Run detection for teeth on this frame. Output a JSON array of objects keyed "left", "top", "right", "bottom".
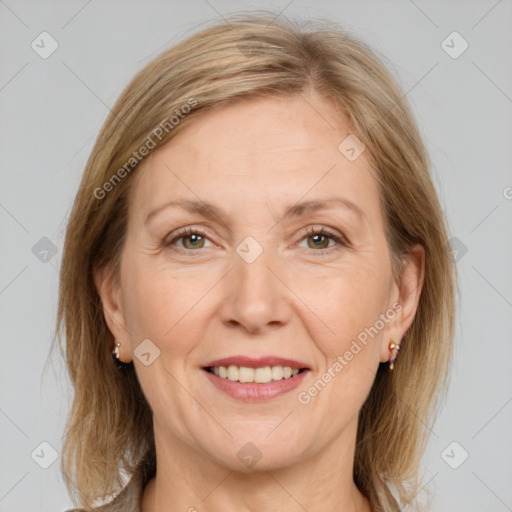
[
  {"left": 210, "top": 365, "right": 301, "bottom": 383},
  {"left": 255, "top": 367, "right": 272, "bottom": 383},
  {"left": 271, "top": 366, "right": 283, "bottom": 380},
  {"left": 227, "top": 365, "right": 238, "bottom": 381},
  {"left": 239, "top": 367, "right": 254, "bottom": 383}
]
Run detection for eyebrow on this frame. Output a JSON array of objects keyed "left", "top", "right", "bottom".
[{"left": 144, "top": 197, "right": 366, "bottom": 227}]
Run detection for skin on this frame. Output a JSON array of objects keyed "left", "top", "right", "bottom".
[{"left": 95, "top": 89, "right": 424, "bottom": 512}]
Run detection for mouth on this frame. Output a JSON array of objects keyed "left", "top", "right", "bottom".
[{"left": 201, "top": 356, "right": 310, "bottom": 402}]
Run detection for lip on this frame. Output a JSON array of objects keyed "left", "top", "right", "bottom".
[
  {"left": 202, "top": 367, "right": 310, "bottom": 402},
  {"left": 203, "top": 355, "right": 310, "bottom": 370}
]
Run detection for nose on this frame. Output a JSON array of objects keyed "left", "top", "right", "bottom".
[{"left": 218, "top": 241, "right": 292, "bottom": 334}]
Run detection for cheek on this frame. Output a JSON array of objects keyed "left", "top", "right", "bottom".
[
  {"left": 122, "top": 262, "right": 216, "bottom": 351},
  {"left": 297, "top": 265, "right": 386, "bottom": 412},
  {"left": 292, "top": 257, "right": 390, "bottom": 349}
]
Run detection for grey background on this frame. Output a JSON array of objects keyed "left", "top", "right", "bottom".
[{"left": 0, "top": 1, "right": 511, "bottom": 511}]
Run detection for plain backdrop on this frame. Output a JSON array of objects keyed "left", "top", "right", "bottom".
[{"left": 0, "top": 1, "right": 511, "bottom": 511}]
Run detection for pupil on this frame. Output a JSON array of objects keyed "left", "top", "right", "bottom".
[
  {"left": 184, "top": 234, "right": 203, "bottom": 249},
  {"left": 310, "top": 234, "right": 327, "bottom": 249}
]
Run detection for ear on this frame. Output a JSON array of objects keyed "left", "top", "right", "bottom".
[
  {"left": 380, "top": 243, "right": 425, "bottom": 362},
  {"left": 93, "top": 263, "right": 132, "bottom": 362}
]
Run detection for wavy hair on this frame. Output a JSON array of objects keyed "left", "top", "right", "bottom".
[{"left": 52, "top": 12, "right": 458, "bottom": 511}]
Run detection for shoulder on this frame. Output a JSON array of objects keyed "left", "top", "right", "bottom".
[
  {"left": 63, "top": 451, "right": 155, "bottom": 512},
  {"left": 63, "top": 469, "right": 145, "bottom": 512}
]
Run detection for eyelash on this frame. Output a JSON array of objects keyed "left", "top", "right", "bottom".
[{"left": 164, "top": 226, "right": 348, "bottom": 256}]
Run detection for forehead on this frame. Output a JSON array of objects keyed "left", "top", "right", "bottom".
[{"left": 128, "top": 93, "right": 382, "bottom": 224}]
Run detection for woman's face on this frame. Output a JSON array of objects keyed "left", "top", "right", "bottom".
[{"left": 96, "top": 91, "right": 423, "bottom": 472}]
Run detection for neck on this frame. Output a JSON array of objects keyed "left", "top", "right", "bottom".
[{"left": 142, "top": 418, "right": 371, "bottom": 512}]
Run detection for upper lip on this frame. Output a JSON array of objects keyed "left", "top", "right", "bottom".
[{"left": 203, "top": 356, "right": 310, "bottom": 370}]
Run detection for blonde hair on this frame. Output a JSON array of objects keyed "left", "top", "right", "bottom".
[{"left": 53, "top": 12, "right": 457, "bottom": 511}]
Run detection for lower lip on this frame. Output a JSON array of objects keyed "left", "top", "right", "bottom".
[{"left": 202, "top": 368, "right": 309, "bottom": 402}]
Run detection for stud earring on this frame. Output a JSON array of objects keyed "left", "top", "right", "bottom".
[
  {"left": 112, "top": 341, "right": 131, "bottom": 371},
  {"left": 388, "top": 339, "right": 400, "bottom": 370}
]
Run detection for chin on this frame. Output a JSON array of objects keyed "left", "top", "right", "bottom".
[{"left": 202, "top": 435, "right": 307, "bottom": 473}]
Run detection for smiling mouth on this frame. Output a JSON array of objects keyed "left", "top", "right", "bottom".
[{"left": 204, "top": 365, "right": 308, "bottom": 384}]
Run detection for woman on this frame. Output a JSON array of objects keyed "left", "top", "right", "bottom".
[{"left": 56, "top": 13, "right": 457, "bottom": 512}]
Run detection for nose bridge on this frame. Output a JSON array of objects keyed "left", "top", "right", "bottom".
[
  {"left": 234, "top": 234, "right": 279, "bottom": 303},
  {"left": 220, "top": 234, "right": 290, "bottom": 331}
]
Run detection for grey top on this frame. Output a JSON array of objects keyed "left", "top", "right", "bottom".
[{"left": 67, "top": 453, "right": 156, "bottom": 512}]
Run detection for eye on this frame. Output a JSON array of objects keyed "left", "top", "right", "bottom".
[
  {"left": 298, "top": 226, "right": 348, "bottom": 254},
  {"left": 164, "top": 227, "right": 213, "bottom": 253},
  {"left": 164, "top": 225, "right": 349, "bottom": 256}
]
